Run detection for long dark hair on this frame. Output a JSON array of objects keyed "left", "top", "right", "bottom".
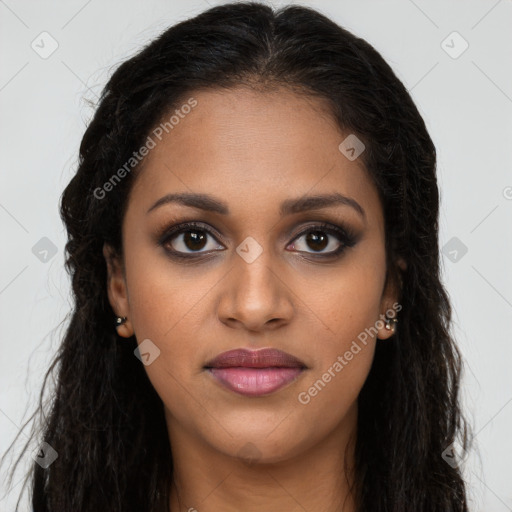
[{"left": 5, "top": 2, "right": 471, "bottom": 510}]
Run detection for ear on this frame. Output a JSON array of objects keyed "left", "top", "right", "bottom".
[
  {"left": 377, "top": 257, "right": 406, "bottom": 340},
  {"left": 103, "top": 243, "right": 134, "bottom": 338}
]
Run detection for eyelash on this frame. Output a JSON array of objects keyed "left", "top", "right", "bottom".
[{"left": 157, "top": 221, "right": 357, "bottom": 261}]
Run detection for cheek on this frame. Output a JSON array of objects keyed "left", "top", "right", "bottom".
[
  {"left": 295, "top": 341, "right": 374, "bottom": 441},
  {"left": 122, "top": 248, "right": 217, "bottom": 392},
  {"left": 300, "top": 253, "right": 387, "bottom": 345},
  {"left": 124, "top": 242, "right": 217, "bottom": 341},
  {"left": 123, "top": 258, "right": 209, "bottom": 423},
  {"left": 293, "top": 251, "right": 386, "bottom": 406}
]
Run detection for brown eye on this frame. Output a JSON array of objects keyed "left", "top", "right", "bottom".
[
  {"left": 181, "top": 230, "right": 208, "bottom": 251},
  {"left": 161, "top": 222, "right": 225, "bottom": 256},
  {"left": 303, "top": 231, "right": 329, "bottom": 252},
  {"left": 288, "top": 223, "right": 356, "bottom": 257}
]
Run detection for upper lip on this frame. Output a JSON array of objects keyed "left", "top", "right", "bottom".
[{"left": 204, "top": 348, "right": 307, "bottom": 369}]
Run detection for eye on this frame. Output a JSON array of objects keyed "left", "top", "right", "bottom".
[
  {"left": 160, "top": 222, "right": 225, "bottom": 257},
  {"left": 287, "top": 223, "right": 356, "bottom": 257},
  {"left": 158, "top": 220, "right": 357, "bottom": 261}
]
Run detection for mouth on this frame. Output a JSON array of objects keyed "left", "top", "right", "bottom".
[{"left": 204, "top": 348, "right": 307, "bottom": 397}]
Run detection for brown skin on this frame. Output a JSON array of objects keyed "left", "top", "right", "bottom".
[{"left": 104, "top": 86, "right": 400, "bottom": 512}]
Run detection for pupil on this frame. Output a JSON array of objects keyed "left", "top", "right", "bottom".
[
  {"left": 184, "top": 231, "right": 206, "bottom": 251},
  {"left": 307, "top": 231, "right": 327, "bottom": 251}
]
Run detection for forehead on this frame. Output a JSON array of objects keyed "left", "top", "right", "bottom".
[{"left": 129, "top": 86, "right": 380, "bottom": 220}]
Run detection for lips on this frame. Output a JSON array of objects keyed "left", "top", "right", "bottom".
[
  {"left": 204, "top": 348, "right": 307, "bottom": 397},
  {"left": 204, "top": 348, "right": 306, "bottom": 369}
]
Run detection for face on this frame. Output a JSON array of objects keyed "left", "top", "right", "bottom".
[{"left": 105, "top": 86, "right": 399, "bottom": 465}]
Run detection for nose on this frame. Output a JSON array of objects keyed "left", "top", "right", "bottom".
[{"left": 216, "top": 248, "right": 295, "bottom": 333}]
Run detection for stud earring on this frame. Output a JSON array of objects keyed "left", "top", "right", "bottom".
[
  {"left": 115, "top": 316, "right": 128, "bottom": 328},
  {"left": 384, "top": 316, "right": 398, "bottom": 332}
]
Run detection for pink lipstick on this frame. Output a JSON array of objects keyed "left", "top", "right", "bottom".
[{"left": 204, "top": 348, "right": 306, "bottom": 397}]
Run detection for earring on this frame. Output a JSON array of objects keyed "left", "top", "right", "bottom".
[
  {"left": 384, "top": 316, "right": 398, "bottom": 332},
  {"left": 115, "top": 316, "right": 128, "bottom": 328}
]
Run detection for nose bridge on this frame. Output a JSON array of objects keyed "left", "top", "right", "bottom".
[
  {"left": 218, "top": 234, "right": 294, "bottom": 330},
  {"left": 234, "top": 236, "right": 281, "bottom": 306},
  {"left": 236, "top": 242, "right": 277, "bottom": 298}
]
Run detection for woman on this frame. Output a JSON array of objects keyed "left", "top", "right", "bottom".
[{"left": 9, "top": 1, "right": 471, "bottom": 510}]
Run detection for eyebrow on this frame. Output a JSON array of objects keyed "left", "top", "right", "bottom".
[{"left": 147, "top": 192, "right": 365, "bottom": 218}]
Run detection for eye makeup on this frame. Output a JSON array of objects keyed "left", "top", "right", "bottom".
[{"left": 154, "top": 217, "right": 360, "bottom": 263}]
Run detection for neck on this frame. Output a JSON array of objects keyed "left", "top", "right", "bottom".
[{"left": 167, "top": 403, "right": 358, "bottom": 512}]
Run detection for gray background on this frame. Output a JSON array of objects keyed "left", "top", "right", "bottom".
[{"left": 1, "top": 0, "right": 511, "bottom": 510}]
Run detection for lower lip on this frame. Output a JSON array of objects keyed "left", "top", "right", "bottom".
[{"left": 207, "top": 367, "right": 304, "bottom": 397}]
